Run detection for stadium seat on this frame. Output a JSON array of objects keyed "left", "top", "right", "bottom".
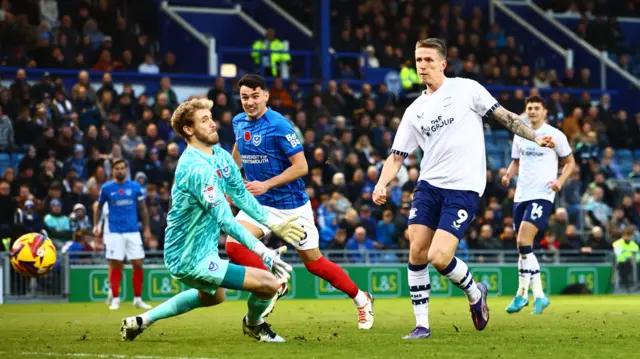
[{"left": 494, "top": 130, "right": 511, "bottom": 142}]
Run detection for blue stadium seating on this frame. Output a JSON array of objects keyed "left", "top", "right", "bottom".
[{"left": 0, "top": 153, "right": 25, "bottom": 173}]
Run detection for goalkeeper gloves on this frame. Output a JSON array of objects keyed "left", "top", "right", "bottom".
[
  {"left": 251, "top": 245, "right": 292, "bottom": 283},
  {"left": 265, "top": 215, "right": 306, "bottom": 245}
]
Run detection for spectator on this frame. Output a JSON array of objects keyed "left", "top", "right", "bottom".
[
  {"left": 376, "top": 209, "right": 396, "bottom": 249},
  {"left": 120, "top": 123, "right": 144, "bottom": 159},
  {"left": 14, "top": 199, "right": 45, "bottom": 236},
  {"left": 476, "top": 224, "right": 502, "bottom": 250},
  {"left": 69, "top": 203, "right": 92, "bottom": 240},
  {"left": 585, "top": 186, "right": 612, "bottom": 229},
  {"left": 609, "top": 206, "right": 633, "bottom": 241},
  {"left": 612, "top": 227, "right": 639, "bottom": 292},
  {"left": 581, "top": 226, "right": 613, "bottom": 254},
  {"left": 44, "top": 199, "right": 72, "bottom": 247},
  {"left": 138, "top": 54, "right": 159, "bottom": 74},
  {"left": 346, "top": 226, "right": 376, "bottom": 263}
]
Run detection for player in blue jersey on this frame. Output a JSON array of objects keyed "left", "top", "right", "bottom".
[
  {"left": 93, "top": 159, "right": 152, "bottom": 310},
  {"left": 225, "top": 74, "right": 374, "bottom": 330},
  {"left": 120, "top": 97, "right": 306, "bottom": 343}
]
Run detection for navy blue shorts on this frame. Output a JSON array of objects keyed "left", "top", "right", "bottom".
[
  {"left": 513, "top": 199, "right": 553, "bottom": 233},
  {"left": 408, "top": 181, "right": 480, "bottom": 240}
]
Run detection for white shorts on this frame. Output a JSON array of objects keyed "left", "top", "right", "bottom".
[
  {"left": 104, "top": 232, "right": 145, "bottom": 261},
  {"left": 235, "top": 202, "right": 319, "bottom": 251}
]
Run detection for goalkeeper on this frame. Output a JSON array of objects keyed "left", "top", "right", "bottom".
[{"left": 121, "top": 98, "right": 305, "bottom": 343}]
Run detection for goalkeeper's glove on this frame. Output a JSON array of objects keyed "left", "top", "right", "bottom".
[
  {"left": 252, "top": 245, "right": 292, "bottom": 282},
  {"left": 265, "top": 215, "right": 306, "bottom": 245}
]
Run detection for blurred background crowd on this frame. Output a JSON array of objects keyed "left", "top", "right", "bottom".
[{"left": 0, "top": 0, "right": 639, "bottom": 266}]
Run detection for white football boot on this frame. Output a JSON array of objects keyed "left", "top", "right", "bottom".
[
  {"left": 121, "top": 316, "right": 150, "bottom": 341},
  {"left": 133, "top": 297, "right": 153, "bottom": 309},
  {"left": 356, "top": 292, "right": 374, "bottom": 330},
  {"left": 109, "top": 297, "right": 120, "bottom": 310}
]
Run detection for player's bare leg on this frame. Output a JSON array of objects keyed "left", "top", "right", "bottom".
[
  {"left": 130, "top": 258, "right": 152, "bottom": 309},
  {"left": 298, "top": 247, "right": 374, "bottom": 330},
  {"left": 507, "top": 221, "right": 549, "bottom": 314},
  {"left": 403, "top": 224, "right": 434, "bottom": 339},
  {"left": 225, "top": 222, "right": 288, "bottom": 317},
  {"left": 429, "top": 230, "right": 489, "bottom": 331},
  {"left": 121, "top": 287, "right": 226, "bottom": 341},
  {"left": 108, "top": 259, "right": 123, "bottom": 310}
]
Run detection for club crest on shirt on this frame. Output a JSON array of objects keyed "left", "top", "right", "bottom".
[
  {"left": 221, "top": 165, "right": 230, "bottom": 178},
  {"left": 125, "top": 189, "right": 132, "bottom": 196},
  {"left": 443, "top": 96, "right": 453, "bottom": 107},
  {"left": 252, "top": 134, "right": 262, "bottom": 146},
  {"left": 202, "top": 185, "right": 217, "bottom": 203}
]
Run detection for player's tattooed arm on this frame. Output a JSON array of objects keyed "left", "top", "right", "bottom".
[{"left": 491, "top": 107, "right": 536, "bottom": 142}]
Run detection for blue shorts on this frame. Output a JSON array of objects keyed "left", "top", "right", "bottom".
[
  {"left": 408, "top": 181, "right": 480, "bottom": 240},
  {"left": 513, "top": 199, "right": 553, "bottom": 233},
  {"left": 179, "top": 255, "right": 246, "bottom": 295}
]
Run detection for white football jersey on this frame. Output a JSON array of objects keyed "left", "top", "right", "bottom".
[
  {"left": 391, "top": 77, "right": 499, "bottom": 196},
  {"left": 511, "top": 123, "right": 572, "bottom": 203}
]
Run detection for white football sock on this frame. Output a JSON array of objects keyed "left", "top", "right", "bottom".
[
  {"left": 528, "top": 253, "right": 544, "bottom": 298},
  {"left": 353, "top": 290, "right": 368, "bottom": 307},
  {"left": 439, "top": 257, "right": 481, "bottom": 304},
  {"left": 408, "top": 263, "right": 430, "bottom": 328}
]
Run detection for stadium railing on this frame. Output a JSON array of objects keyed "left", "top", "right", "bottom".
[
  {"left": 45, "top": 249, "right": 613, "bottom": 266},
  {"left": 1, "top": 249, "right": 634, "bottom": 303}
]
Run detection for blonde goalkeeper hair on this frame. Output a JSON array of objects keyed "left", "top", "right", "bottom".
[{"left": 170, "top": 97, "right": 214, "bottom": 140}]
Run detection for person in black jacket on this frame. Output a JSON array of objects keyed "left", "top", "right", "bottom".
[{"left": 0, "top": 180, "right": 18, "bottom": 251}]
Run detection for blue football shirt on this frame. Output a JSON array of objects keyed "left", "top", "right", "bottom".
[
  {"left": 233, "top": 108, "right": 308, "bottom": 210},
  {"left": 98, "top": 180, "right": 145, "bottom": 233}
]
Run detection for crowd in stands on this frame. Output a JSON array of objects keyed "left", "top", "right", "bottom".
[
  {"left": 539, "top": 0, "right": 640, "bottom": 77},
  {"left": 0, "top": 0, "right": 640, "bottom": 264},
  {"left": 0, "top": 0, "right": 172, "bottom": 74},
  {"left": 1, "top": 66, "right": 639, "bottom": 261}
]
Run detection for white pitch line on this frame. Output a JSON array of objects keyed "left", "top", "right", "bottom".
[{"left": 0, "top": 352, "right": 217, "bottom": 359}]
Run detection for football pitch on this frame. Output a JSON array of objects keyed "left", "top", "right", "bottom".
[{"left": 1, "top": 295, "right": 638, "bottom": 359}]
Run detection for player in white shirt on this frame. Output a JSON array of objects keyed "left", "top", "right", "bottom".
[
  {"left": 372, "top": 38, "right": 556, "bottom": 339},
  {"left": 501, "top": 96, "right": 575, "bottom": 315}
]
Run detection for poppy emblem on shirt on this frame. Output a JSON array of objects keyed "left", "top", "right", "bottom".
[
  {"left": 216, "top": 169, "right": 222, "bottom": 178},
  {"left": 244, "top": 131, "right": 251, "bottom": 141},
  {"left": 118, "top": 189, "right": 124, "bottom": 195}
]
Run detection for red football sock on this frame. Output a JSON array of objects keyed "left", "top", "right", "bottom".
[
  {"left": 133, "top": 267, "right": 144, "bottom": 297},
  {"left": 225, "top": 241, "right": 268, "bottom": 271},
  {"left": 109, "top": 267, "right": 122, "bottom": 297},
  {"left": 305, "top": 256, "right": 359, "bottom": 298}
]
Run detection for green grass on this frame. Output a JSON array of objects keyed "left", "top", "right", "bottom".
[{"left": 1, "top": 296, "right": 639, "bottom": 359}]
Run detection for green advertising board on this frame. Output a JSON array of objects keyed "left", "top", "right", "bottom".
[{"left": 68, "top": 264, "right": 613, "bottom": 302}]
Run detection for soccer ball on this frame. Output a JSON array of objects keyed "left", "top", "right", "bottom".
[{"left": 10, "top": 233, "right": 58, "bottom": 278}]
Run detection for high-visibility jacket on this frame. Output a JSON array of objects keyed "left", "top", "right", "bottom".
[
  {"left": 400, "top": 66, "right": 420, "bottom": 90},
  {"left": 613, "top": 238, "right": 639, "bottom": 263},
  {"left": 251, "top": 38, "right": 291, "bottom": 76}
]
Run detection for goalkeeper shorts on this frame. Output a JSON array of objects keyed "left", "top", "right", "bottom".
[{"left": 180, "top": 255, "right": 246, "bottom": 295}]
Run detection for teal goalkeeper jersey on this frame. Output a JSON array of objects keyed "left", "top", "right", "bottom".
[{"left": 164, "top": 145, "right": 269, "bottom": 277}]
